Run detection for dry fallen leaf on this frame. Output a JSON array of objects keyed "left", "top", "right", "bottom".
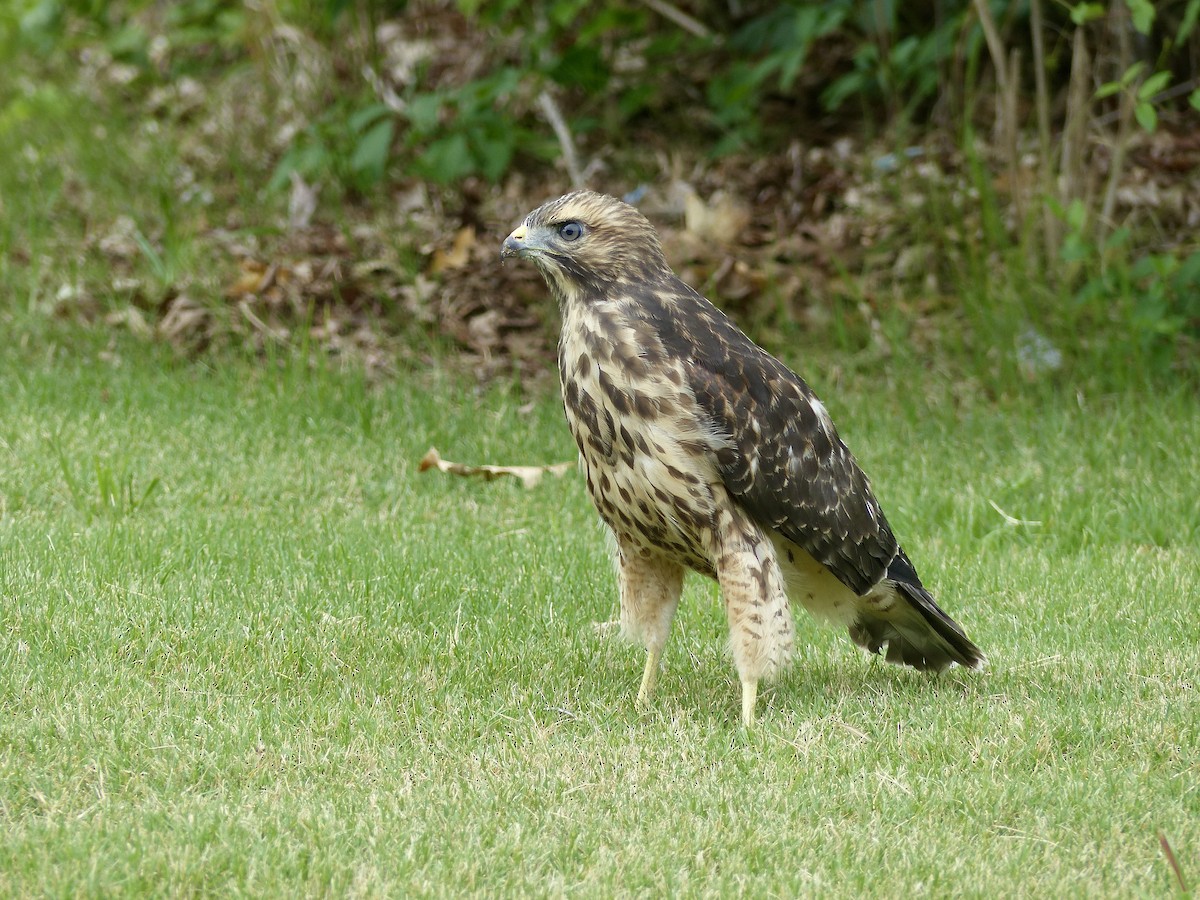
[
  {"left": 157, "top": 294, "right": 210, "bottom": 347},
  {"left": 226, "top": 259, "right": 277, "bottom": 298},
  {"left": 429, "top": 225, "right": 476, "bottom": 274},
  {"left": 683, "top": 189, "right": 751, "bottom": 245},
  {"left": 418, "top": 446, "right": 573, "bottom": 489}
]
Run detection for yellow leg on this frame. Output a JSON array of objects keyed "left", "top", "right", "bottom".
[
  {"left": 636, "top": 646, "right": 663, "bottom": 708},
  {"left": 741, "top": 679, "right": 758, "bottom": 727}
]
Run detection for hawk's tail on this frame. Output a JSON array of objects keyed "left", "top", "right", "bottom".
[{"left": 849, "top": 551, "right": 986, "bottom": 672}]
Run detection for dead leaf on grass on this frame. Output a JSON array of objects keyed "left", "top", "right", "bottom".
[{"left": 418, "top": 446, "right": 573, "bottom": 489}]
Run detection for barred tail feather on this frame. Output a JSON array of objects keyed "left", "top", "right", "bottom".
[{"left": 849, "top": 550, "right": 986, "bottom": 672}]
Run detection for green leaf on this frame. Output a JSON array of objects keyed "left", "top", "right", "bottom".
[
  {"left": 1134, "top": 101, "right": 1157, "bottom": 132},
  {"left": 1137, "top": 70, "right": 1171, "bottom": 101},
  {"left": 706, "top": 61, "right": 767, "bottom": 126},
  {"left": 778, "top": 47, "right": 810, "bottom": 91},
  {"left": 1094, "top": 81, "right": 1122, "bottom": 100},
  {"left": 107, "top": 23, "right": 149, "bottom": 63},
  {"left": 616, "top": 83, "right": 655, "bottom": 121},
  {"left": 405, "top": 94, "right": 443, "bottom": 134},
  {"left": 1102, "top": 227, "right": 1132, "bottom": 253},
  {"left": 19, "top": 0, "right": 63, "bottom": 41},
  {"left": 1066, "top": 198, "right": 1088, "bottom": 231},
  {"left": 1124, "top": 0, "right": 1155, "bottom": 34},
  {"left": 822, "top": 71, "right": 869, "bottom": 111},
  {"left": 468, "top": 127, "right": 515, "bottom": 183},
  {"left": 349, "top": 118, "right": 394, "bottom": 183},
  {"left": 1189, "top": 88, "right": 1200, "bottom": 113},
  {"left": 1119, "top": 61, "right": 1146, "bottom": 87},
  {"left": 1171, "top": 251, "right": 1200, "bottom": 292},
  {"left": 1180, "top": 0, "right": 1200, "bottom": 42},
  {"left": 347, "top": 103, "right": 390, "bottom": 134},
  {"left": 1060, "top": 233, "right": 1091, "bottom": 264},
  {"left": 549, "top": 45, "right": 610, "bottom": 94},
  {"left": 1069, "top": 3, "right": 1105, "bottom": 25},
  {"left": 414, "top": 133, "right": 474, "bottom": 184},
  {"left": 267, "top": 140, "right": 329, "bottom": 192},
  {"left": 549, "top": 0, "right": 590, "bottom": 29}
]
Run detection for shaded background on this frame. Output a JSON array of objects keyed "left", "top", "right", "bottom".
[{"left": 3, "top": 0, "right": 1199, "bottom": 388}]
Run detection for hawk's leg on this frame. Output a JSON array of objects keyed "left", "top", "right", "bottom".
[
  {"left": 616, "top": 542, "right": 684, "bottom": 710},
  {"left": 638, "top": 645, "right": 662, "bottom": 707},
  {"left": 712, "top": 509, "right": 795, "bottom": 726}
]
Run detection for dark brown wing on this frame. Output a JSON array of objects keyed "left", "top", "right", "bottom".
[{"left": 642, "top": 282, "right": 899, "bottom": 596}]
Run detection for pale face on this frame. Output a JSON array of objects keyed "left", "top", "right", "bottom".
[{"left": 501, "top": 191, "right": 670, "bottom": 297}]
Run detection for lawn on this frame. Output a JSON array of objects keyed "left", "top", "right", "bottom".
[{"left": 0, "top": 335, "right": 1195, "bottom": 895}]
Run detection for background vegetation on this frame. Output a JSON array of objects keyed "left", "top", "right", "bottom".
[{"left": 2, "top": 0, "right": 1198, "bottom": 387}]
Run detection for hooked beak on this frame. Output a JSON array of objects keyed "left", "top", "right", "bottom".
[{"left": 500, "top": 223, "right": 529, "bottom": 260}]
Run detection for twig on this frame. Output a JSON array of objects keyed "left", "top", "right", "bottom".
[
  {"left": 973, "top": 0, "right": 1022, "bottom": 223},
  {"left": 1100, "top": 0, "right": 1134, "bottom": 229},
  {"left": 1029, "top": 0, "right": 1059, "bottom": 264},
  {"left": 1006, "top": 654, "right": 1064, "bottom": 671},
  {"left": 537, "top": 90, "right": 586, "bottom": 189},
  {"left": 973, "top": 0, "right": 1009, "bottom": 99},
  {"left": 1158, "top": 832, "right": 1188, "bottom": 894},
  {"left": 1005, "top": 47, "right": 1023, "bottom": 224},
  {"left": 636, "top": 0, "right": 715, "bottom": 41},
  {"left": 1060, "top": 28, "right": 1092, "bottom": 215},
  {"left": 994, "top": 824, "right": 1060, "bottom": 847}
]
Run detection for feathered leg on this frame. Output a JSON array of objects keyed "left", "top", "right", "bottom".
[
  {"left": 616, "top": 541, "right": 684, "bottom": 710},
  {"left": 712, "top": 507, "right": 795, "bottom": 726}
]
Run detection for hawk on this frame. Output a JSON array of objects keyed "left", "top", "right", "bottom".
[{"left": 501, "top": 191, "right": 984, "bottom": 725}]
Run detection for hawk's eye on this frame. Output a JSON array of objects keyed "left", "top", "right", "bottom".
[{"left": 558, "top": 221, "right": 584, "bottom": 241}]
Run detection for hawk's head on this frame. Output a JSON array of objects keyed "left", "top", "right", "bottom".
[{"left": 501, "top": 191, "right": 671, "bottom": 302}]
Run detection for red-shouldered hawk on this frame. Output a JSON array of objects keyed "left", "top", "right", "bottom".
[{"left": 502, "top": 191, "right": 984, "bottom": 725}]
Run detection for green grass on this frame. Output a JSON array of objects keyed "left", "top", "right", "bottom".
[
  {"left": 1, "top": 336, "right": 1196, "bottom": 895},
  {"left": 1, "top": 24, "right": 1196, "bottom": 894}
]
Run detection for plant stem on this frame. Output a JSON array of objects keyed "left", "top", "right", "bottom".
[{"left": 1030, "top": 0, "right": 1059, "bottom": 266}]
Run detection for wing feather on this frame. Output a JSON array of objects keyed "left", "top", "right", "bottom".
[{"left": 640, "top": 282, "right": 898, "bottom": 596}]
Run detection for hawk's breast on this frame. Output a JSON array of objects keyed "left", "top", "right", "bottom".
[{"left": 558, "top": 300, "right": 720, "bottom": 575}]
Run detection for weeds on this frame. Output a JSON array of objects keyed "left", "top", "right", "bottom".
[
  {"left": 52, "top": 442, "right": 161, "bottom": 521},
  {"left": 1056, "top": 200, "right": 1200, "bottom": 374},
  {"left": 3, "top": 0, "right": 1197, "bottom": 387}
]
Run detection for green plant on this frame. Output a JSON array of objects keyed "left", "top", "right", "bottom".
[
  {"left": 412, "top": 2, "right": 657, "bottom": 180},
  {"left": 269, "top": 99, "right": 396, "bottom": 194},
  {"left": 714, "top": 1, "right": 984, "bottom": 144},
  {"left": 1095, "top": 62, "right": 1172, "bottom": 132},
  {"left": 711, "top": 4, "right": 849, "bottom": 146},
  {"left": 402, "top": 67, "right": 534, "bottom": 185},
  {"left": 822, "top": 6, "right": 967, "bottom": 117},
  {"left": 1054, "top": 198, "right": 1200, "bottom": 375}
]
